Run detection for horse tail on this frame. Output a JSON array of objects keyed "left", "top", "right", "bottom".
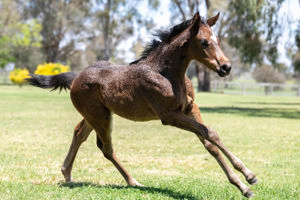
[{"left": 26, "top": 72, "right": 79, "bottom": 92}]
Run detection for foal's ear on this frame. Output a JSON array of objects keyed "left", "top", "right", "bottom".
[
  {"left": 190, "top": 12, "right": 201, "bottom": 37},
  {"left": 207, "top": 12, "right": 220, "bottom": 27}
]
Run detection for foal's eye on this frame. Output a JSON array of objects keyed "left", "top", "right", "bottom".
[{"left": 200, "top": 39, "right": 209, "bottom": 49}]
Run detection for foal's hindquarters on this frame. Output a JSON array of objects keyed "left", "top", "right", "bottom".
[{"left": 61, "top": 66, "right": 146, "bottom": 186}]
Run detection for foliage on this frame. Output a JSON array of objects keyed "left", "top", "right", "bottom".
[
  {"left": 21, "top": 0, "right": 159, "bottom": 67},
  {"left": 23, "top": 0, "right": 91, "bottom": 63},
  {"left": 227, "top": 0, "right": 285, "bottom": 66},
  {"left": 0, "top": 36, "right": 15, "bottom": 68},
  {"left": 11, "top": 20, "right": 43, "bottom": 71},
  {"left": 11, "top": 19, "right": 42, "bottom": 47},
  {"left": 89, "top": 0, "right": 159, "bottom": 61},
  {"left": 34, "top": 63, "right": 69, "bottom": 75},
  {"left": 0, "top": 0, "right": 42, "bottom": 70},
  {"left": 0, "top": 0, "right": 18, "bottom": 68},
  {"left": 9, "top": 68, "right": 29, "bottom": 86}
]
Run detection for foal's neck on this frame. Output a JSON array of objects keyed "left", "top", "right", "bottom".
[{"left": 152, "top": 46, "right": 190, "bottom": 83}]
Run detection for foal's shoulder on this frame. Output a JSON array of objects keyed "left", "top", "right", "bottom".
[{"left": 129, "top": 66, "right": 170, "bottom": 89}]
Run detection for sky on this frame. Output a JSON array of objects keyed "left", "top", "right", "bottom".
[{"left": 119, "top": 0, "right": 300, "bottom": 66}]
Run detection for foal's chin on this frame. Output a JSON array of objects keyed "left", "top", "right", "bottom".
[{"left": 216, "top": 70, "right": 229, "bottom": 77}]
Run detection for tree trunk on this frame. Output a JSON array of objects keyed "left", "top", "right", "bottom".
[
  {"left": 102, "top": 0, "right": 111, "bottom": 61},
  {"left": 196, "top": 63, "right": 211, "bottom": 92},
  {"left": 203, "top": 67, "right": 211, "bottom": 91},
  {"left": 44, "top": 42, "right": 59, "bottom": 63},
  {"left": 195, "top": 63, "right": 202, "bottom": 92}
]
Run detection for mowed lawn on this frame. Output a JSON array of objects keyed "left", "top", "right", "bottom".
[{"left": 0, "top": 85, "right": 299, "bottom": 200}]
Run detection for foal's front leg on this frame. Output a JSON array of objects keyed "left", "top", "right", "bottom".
[
  {"left": 188, "top": 103, "right": 257, "bottom": 185},
  {"left": 157, "top": 106, "right": 256, "bottom": 197}
]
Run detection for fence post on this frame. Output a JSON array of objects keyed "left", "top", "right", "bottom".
[
  {"left": 242, "top": 84, "right": 245, "bottom": 95},
  {"left": 270, "top": 84, "right": 273, "bottom": 96}
]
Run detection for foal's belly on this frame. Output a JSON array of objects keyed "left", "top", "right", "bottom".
[
  {"left": 113, "top": 108, "right": 158, "bottom": 122},
  {"left": 106, "top": 100, "right": 158, "bottom": 122},
  {"left": 99, "top": 87, "right": 158, "bottom": 122}
]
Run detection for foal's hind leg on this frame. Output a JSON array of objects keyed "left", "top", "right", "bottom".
[
  {"left": 188, "top": 103, "right": 256, "bottom": 197},
  {"left": 61, "top": 119, "right": 93, "bottom": 182},
  {"left": 83, "top": 105, "right": 143, "bottom": 187},
  {"left": 96, "top": 134, "right": 143, "bottom": 187}
]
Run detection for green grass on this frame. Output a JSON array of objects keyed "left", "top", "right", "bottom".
[{"left": 0, "top": 85, "right": 299, "bottom": 199}]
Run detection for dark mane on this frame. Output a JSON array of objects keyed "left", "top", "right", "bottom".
[{"left": 130, "top": 16, "right": 206, "bottom": 65}]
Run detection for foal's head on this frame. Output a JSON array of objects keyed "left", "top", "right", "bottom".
[
  {"left": 187, "top": 12, "right": 231, "bottom": 77},
  {"left": 131, "top": 13, "right": 231, "bottom": 77}
]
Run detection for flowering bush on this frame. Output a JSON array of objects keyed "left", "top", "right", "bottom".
[
  {"left": 34, "top": 63, "right": 69, "bottom": 75},
  {"left": 9, "top": 68, "right": 30, "bottom": 86}
]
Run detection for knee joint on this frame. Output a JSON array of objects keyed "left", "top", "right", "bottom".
[
  {"left": 102, "top": 146, "right": 113, "bottom": 160},
  {"left": 74, "top": 129, "right": 88, "bottom": 143},
  {"left": 204, "top": 142, "right": 219, "bottom": 157},
  {"left": 206, "top": 127, "right": 220, "bottom": 141},
  {"left": 103, "top": 151, "right": 113, "bottom": 160}
]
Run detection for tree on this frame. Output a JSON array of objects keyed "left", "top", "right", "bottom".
[
  {"left": 23, "top": 0, "right": 91, "bottom": 63},
  {"left": 0, "top": 36, "right": 15, "bottom": 69},
  {"left": 11, "top": 20, "right": 43, "bottom": 71},
  {"left": 226, "top": 0, "right": 286, "bottom": 67},
  {"left": 89, "top": 0, "right": 159, "bottom": 61},
  {"left": 0, "top": 0, "right": 20, "bottom": 69},
  {"left": 292, "top": 23, "right": 300, "bottom": 81},
  {"left": 0, "top": 0, "right": 42, "bottom": 72}
]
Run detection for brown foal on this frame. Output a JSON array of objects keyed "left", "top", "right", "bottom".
[{"left": 27, "top": 13, "right": 257, "bottom": 198}]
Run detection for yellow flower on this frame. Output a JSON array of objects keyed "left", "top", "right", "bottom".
[
  {"left": 9, "top": 68, "right": 30, "bottom": 86},
  {"left": 34, "top": 63, "right": 70, "bottom": 75}
]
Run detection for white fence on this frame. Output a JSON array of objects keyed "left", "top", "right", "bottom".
[{"left": 211, "top": 82, "right": 300, "bottom": 96}]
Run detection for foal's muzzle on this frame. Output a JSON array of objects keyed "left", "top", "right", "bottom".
[{"left": 217, "top": 64, "right": 231, "bottom": 77}]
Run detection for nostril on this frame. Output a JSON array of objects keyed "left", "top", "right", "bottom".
[
  {"left": 221, "top": 64, "right": 231, "bottom": 73},
  {"left": 227, "top": 65, "right": 231, "bottom": 72}
]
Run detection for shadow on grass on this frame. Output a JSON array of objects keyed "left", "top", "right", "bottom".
[
  {"left": 200, "top": 106, "right": 300, "bottom": 119},
  {"left": 59, "top": 182, "right": 199, "bottom": 200},
  {"left": 235, "top": 101, "right": 300, "bottom": 106}
]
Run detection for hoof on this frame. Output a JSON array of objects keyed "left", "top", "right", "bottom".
[
  {"left": 134, "top": 182, "right": 145, "bottom": 187},
  {"left": 130, "top": 182, "right": 145, "bottom": 187},
  {"left": 63, "top": 176, "right": 72, "bottom": 183},
  {"left": 247, "top": 177, "right": 258, "bottom": 185},
  {"left": 61, "top": 168, "right": 72, "bottom": 183},
  {"left": 128, "top": 179, "right": 144, "bottom": 187},
  {"left": 243, "top": 190, "right": 254, "bottom": 198},
  {"left": 65, "top": 178, "right": 72, "bottom": 183}
]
